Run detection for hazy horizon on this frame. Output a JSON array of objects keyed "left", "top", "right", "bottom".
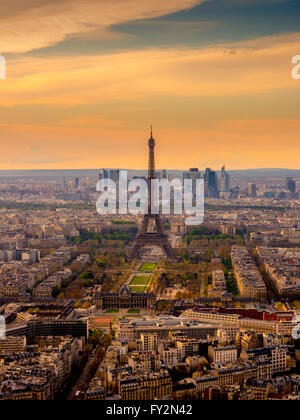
[{"left": 0, "top": 168, "right": 300, "bottom": 172}]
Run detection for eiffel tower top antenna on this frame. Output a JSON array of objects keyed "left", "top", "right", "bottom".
[{"left": 148, "top": 125, "right": 155, "bottom": 179}]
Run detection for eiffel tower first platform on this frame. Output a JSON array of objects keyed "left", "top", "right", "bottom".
[{"left": 130, "top": 129, "right": 177, "bottom": 261}]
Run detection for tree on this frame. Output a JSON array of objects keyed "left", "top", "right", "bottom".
[
  {"left": 71, "top": 262, "right": 82, "bottom": 275},
  {"left": 101, "top": 333, "right": 112, "bottom": 347},
  {"left": 71, "top": 290, "right": 82, "bottom": 299},
  {"left": 88, "top": 330, "right": 104, "bottom": 346},
  {"left": 83, "top": 344, "right": 93, "bottom": 355}
]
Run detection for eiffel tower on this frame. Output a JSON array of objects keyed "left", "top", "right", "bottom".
[{"left": 130, "top": 128, "right": 177, "bottom": 260}]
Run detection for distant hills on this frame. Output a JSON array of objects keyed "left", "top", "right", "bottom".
[
  {"left": 224, "top": 169, "right": 300, "bottom": 179},
  {"left": 0, "top": 168, "right": 299, "bottom": 183}
]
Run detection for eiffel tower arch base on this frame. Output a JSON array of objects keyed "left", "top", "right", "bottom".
[{"left": 130, "top": 232, "right": 177, "bottom": 261}]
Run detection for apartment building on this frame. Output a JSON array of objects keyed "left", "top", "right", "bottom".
[
  {"left": 208, "top": 345, "right": 238, "bottom": 364},
  {"left": 0, "top": 336, "right": 26, "bottom": 355},
  {"left": 231, "top": 246, "right": 266, "bottom": 298},
  {"left": 119, "top": 370, "right": 172, "bottom": 400}
]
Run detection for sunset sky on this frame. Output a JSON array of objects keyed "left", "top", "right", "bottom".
[{"left": 0, "top": 0, "right": 300, "bottom": 170}]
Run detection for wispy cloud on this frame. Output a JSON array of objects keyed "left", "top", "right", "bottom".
[
  {"left": 2, "top": 31, "right": 299, "bottom": 108},
  {"left": 0, "top": 0, "right": 207, "bottom": 53}
]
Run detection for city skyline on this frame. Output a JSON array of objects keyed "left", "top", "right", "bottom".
[
  {"left": 2, "top": 1, "right": 300, "bottom": 404},
  {"left": 0, "top": 0, "right": 300, "bottom": 170}
]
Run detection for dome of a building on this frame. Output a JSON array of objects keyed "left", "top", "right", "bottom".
[{"left": 120, "top": 285, "right": 132, "bottom": 296}]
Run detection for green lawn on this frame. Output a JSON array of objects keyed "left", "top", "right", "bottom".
[
  {"left": 127, "top": 309, "right": 140, "bottom": 314},
  {"left": 130, "top": 285, "right": 147, "bottom": 293},
  {"left": 139, "top": 263, "right": 157, "bottom": 272},
  {"left": 129, "top": 275, "right": 151, "bottom": 286},
  {"left": 106, "top": 308, "right": 119, "bottom": 313}
]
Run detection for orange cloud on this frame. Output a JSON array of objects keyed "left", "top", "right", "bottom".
[
  {"left": 1, "top": 31, "right": 299, "bottom": 109},
  {"left": 0, "top": 31, "right": 299, "bottom": 169}
]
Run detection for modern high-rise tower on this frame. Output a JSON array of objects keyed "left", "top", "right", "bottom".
[
  {"left": 74, "top": 177, "right": 80, "bottom": 189},
  {"left": 98, "top": 168, "right": 108, "bottom": 182},
  {"left": 220, "top": 165, "right": 230, "bottom": 193},
  {"left": 248, "top": 183, "right": 257, "bottom": 197},
  {"left": 286, "top": 177, "right": 296, "bottom": 193},
  {"left": 204, "top": 168, "right": 219, "bottom": 198}
]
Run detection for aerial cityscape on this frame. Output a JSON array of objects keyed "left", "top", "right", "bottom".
[
  {"left": 0, "top": 0, "right": 300, "bottom": 407},
  {"left": 1, "top": 132, "right": 300, "bottom": 402}
]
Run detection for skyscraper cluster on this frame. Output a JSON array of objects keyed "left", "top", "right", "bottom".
[{"left": 183, "top": 166, "right": 231, "bottom": 198}]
